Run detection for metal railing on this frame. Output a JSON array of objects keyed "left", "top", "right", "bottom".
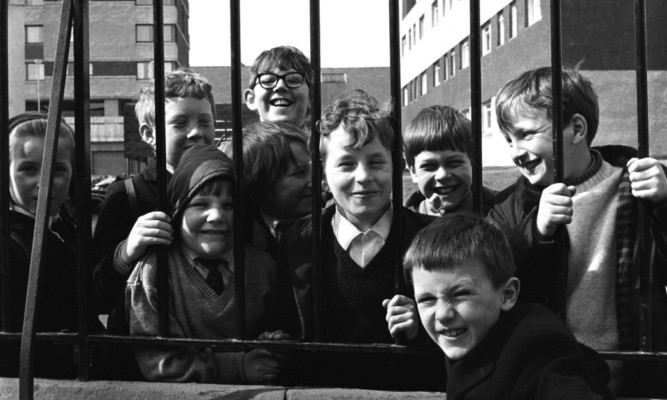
[{"left": 1, "top": 0, "right": 666, "bottom": 399}]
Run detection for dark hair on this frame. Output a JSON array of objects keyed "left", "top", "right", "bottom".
[
  {"left": 317, "top": 90, "right": 393, "bottom": 163},
  {"left": 248, "top": 46, "right": 313, "bottom": 89},
  {"left": 403, "top": 105, "right": 473, "bottom": 167},
  {"left": 240, "top": 121, "right": 309, "bottom": 199},
  {"left": 8, "top": 112, "right": 75, "bottom": 164},
  {"left": 404, "top": 213, "right": 516, "bottom": 289},
  {"left": 135, "top": 67, "right": 216, "bottom": 126},
  {"left": 495, "top": 66, "right": 599, "bottom": 145}
]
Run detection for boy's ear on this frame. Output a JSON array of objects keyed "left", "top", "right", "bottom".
[
  {"left": 243, "top": 88, "right": 258, "bottom": 112},
  {"left": 570, "top": 113, "right": 588, "bottom": 145},
  {"left": 139, "top": 123, "right": 156, "bottom": 147},
  {"left": 406, "top": 157, "right": 418, "bottom": 184},
  {"left": 500, "top": 277, "right": 520, "bottom": 312}
]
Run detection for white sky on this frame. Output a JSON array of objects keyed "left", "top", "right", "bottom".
[{"left": 189, "top": 0, "right": 390, "bottom": 67}]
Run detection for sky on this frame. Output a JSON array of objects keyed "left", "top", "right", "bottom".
[{"left": 189, "top": 0, "right": 390, "bottom": 67}]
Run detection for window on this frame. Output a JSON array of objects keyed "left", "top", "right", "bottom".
[
  {"left": 448, "top": 0, "right": 453, "bottom": 10},
  {"left": 26, "top": 0, "right": 44, "bottom": 5},
  {"left": 401, "top": 35, "right": 406, "bottom": 56},
  {"left": 136, "top": 24, "right": 176, "bottom": 43},
  {"left": 136, "top": 0, "right": 174, "bottom": 5},
  {"left": 433, "top": 61, "right": 441, "bottom": 87},
  {"left": 412, "top": 79, "right": 418, "bottom": 101},
  {"left": 482, "top": 101, "right": 493, "bottom": 133},
  {"left": 461, "top": 40, "right": 469, "bottom": 69},
  {"left": 443, "top": 54, "right": 449, "bottom": 80},
  {"left": 419, "top": 15, "right": 424, "bottom": 39},
  {"left": 413, "top": 23, "right": 417, "bottom": 46},
  {"left": 482, "top": 23, "right": 491, "bottom": 55},
  {"left": 66, "top": 62, "right": 94, "bottom": 76},
  {"left": 451, "top": 50, "right": 456, "bottom": 76},
  {"left": 26, "top": 62, "right": 44, "bottom": 81},
  {"left": 526, "top": 0, "right": 542, "bottom": 26},
  {"left": 431, "top": 0, "right": 439, "bottom": 27},
  {"left": 321, "top": 73, "right": 347, "bottom": 83},
  {"left": 510, "top": 2, "right": 518, "bottom": 38},
  {"left": 408, "top": 29, "right": 412, "bottom": 50},
  {"left": 137, "top": 61, "right": 176, "bottom": 80},
  {"left": 25, "top": 25, "right": 43, "bottom": 44},
  {"left": 497, "top": 12, "right": 505, "bottom": 46},
  {"left": 403, "top": 87, "right": 409, "bottom": 106},
  {"left": 421, "top": 72, "right": 428, "bottom": 96}
]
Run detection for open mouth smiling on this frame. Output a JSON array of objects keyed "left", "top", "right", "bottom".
[
  {"left": 441, "top": 328, "right": 467, "bottom": 338},
  {"left": 433, "top": 185, "right": 457, "bottom": 196},
  {"left": 269, "top": 98, "right": 293, "bottom": 107},
  {"left": 519, "top": 158, "right": 541, "bottom": 174}
]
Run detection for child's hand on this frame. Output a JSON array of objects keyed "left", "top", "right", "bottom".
[
  {"left": 243, "top": 348, "right": 285, "bottom": 384},
  {"left": 627, "top": 157, "right": 667, "bottom": 204},
  {"left": 536, "top": 183, "right": 576, "bottom": 238},
  {"left": 124, "top": 211, "right": 173, "bottom": 264},
  {"left": 382, "top": 295, "right": 419, "bottom": 340}
]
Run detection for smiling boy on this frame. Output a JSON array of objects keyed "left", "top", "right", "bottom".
[
  {"left": 404, "top": 105, "right": 496, "bottom": 216},
  {"left": 280, "top": 91, "right": 443, "bottom": 390},
  {"left": 243, "top": 46, "right": 312, "bottom": 130},
  {"left": 405, "top": 213, "right": 613, "bottom": 400},
  {"left": 128, "top": 145, "right": 287, "bottom": 384},
  {"left": 488, "top": 67, "right": 667, "bottom": 396}
]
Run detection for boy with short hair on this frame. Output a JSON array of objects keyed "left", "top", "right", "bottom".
[
  {"left": 231, "top": 121, "right": 312, "bottom": 258},
  {"left": 404, "top": 105, "right": 496, "bottom": 216},
  {"left": 128, "top": 145, "right": 287, "bottom": 383},
  {"left": 488, "top": 67, "right": 667, "bottom": 396},
  {"left": 280, "top": 91, "right": 443, "bottom": 390},
  {"left": 405, "top": 213, "right": 613, "bottom": 399},
  {"left": 243, "top": 46, "right": 312, "bottom": 130},
  {"left": 2, "top": 113, "right": 104, "bottom": 378},
  {"left": 91, "top": 67, "right": 217, "bottom": 315}
]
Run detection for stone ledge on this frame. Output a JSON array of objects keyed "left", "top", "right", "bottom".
[{"left": 0, "top": 378, "right": 445, "bottom": 400}]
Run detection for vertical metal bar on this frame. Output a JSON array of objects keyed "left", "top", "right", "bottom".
[
  {"left": 550, "top": 0, "right": 567, "bottom": 320},
  {"left": 389, "top": 0, "right": 404, "bottom": 295},
  {"left": 20, "top": 0, "right": 73, "bottom": 397},
  {"left": 309, "top": 0, "right": 323, "bottom": 341},
  {"left": 634, "top": 0, "right": 652, "bottom": 351},
  {"left": 0, "top": 0, "right": 10, "bottom": 334},
  {"left": 230, "top": 0, "right": 246, "bottom": 339},
  {"left": 469, "top": 0, "right": 482, "bottom": 214},
  {"left": 72, "top": 0, "right": 91, "bottom": 380},
  {"left": 152, "top": 0, "right": 169, "bottom": 337}
]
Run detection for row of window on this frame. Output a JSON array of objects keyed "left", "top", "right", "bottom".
[
  {"left": 26, "top": 61, "right": 176, "bottom": 81},
  {"left": 25, "top": 0, "right": 175, "bottom": 5},
  {"left": 402, "top": 0, "right": 541, "bottom": 57},
  {"left": 402, "top": 0, "right": 542, "bottom": 106},
  {"left": 25, "top": 24, "right": 177, "bottom": 44}
]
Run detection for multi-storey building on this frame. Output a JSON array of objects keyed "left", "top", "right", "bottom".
[
  {"left": 400, "top": 0, "right": 667, "bottom": 166},
  {"left": 18, "top": 0, "right": 190, "bottom": 175}
]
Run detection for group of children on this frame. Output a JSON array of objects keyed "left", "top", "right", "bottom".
[{"left": 4, "top": 44, "right": 667, "bottom": 398}]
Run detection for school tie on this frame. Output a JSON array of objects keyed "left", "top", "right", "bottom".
[{"left": 197, "top": 258, "right": 225, "bottom": 295}]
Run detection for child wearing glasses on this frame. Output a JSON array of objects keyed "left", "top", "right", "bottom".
[{"left": 243, "top": 46, "right": 312, "bottom": 131}]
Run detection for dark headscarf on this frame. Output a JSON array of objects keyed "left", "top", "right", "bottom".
[{"left": 167, "top": 144, "right": 234, "bottom": 221}]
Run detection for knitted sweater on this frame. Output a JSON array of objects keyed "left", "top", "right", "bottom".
[{"left": 127, "top": 243, "right": 277, "bottom": 383}]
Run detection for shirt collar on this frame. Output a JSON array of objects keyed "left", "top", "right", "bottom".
[
  {"left": 181, "top": 244, "right": 234, "bottom": 271},
  {"left": 332, "top": 204, "right": 393, "bottom": 250},
  {"left": 260, "top": 210, "right": 280, "bottom": 238}
]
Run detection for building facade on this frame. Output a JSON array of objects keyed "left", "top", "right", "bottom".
[
  {"left": 18, "top": 0, "right": 190, "bottom": 175},
  {"left": 400, "top": 0, "right": 667, "bottom": 166}
]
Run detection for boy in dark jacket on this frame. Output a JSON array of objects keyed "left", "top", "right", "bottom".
[
  {"left": 488, "top": 66, "right": 667, "bottom": 396},
  {"left": 405, "top": 213, "right": 613, "bottom": 400}
]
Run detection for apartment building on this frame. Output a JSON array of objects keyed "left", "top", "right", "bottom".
[
  {"left": 400, "top": 0, "right": 667, "bottom": 166},
  {"left": 19, "top": 0, "right": 190, "bottom": 175}
]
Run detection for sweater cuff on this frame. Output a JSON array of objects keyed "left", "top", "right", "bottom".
[{"left": 113, "top": 240, "right": 135, "bottom": 275}]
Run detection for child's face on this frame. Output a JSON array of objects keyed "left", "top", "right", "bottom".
[
  {"left": 180, "top": 180, "right": 234, "bottom": 259},
  {"left": 413, "top": 258, "right": 516, "bottom": 360},
  {"left": 10, "top": 137, "right": 72, "bottom": 217},
  {"left": 504, "top": 108, "right": 581, "bottom": 187},
  {"left": 409, "top": 150, "right": 472, "bottom": 212},
  {"left": 244, "top": 67, "right": 310, "bottom": 129},
  {"left": 259, "top": 142, "right": 312, "bottom": 220},
  {"left": 141, "top": 96, "right": 215, "bottom": 169},
  {"left": 324, "top": 127, "right": 393, "bottom": 229}
]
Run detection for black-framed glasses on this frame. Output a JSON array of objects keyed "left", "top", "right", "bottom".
[{"left": 255, "top": 72, "right": 306, "bottom": 89}]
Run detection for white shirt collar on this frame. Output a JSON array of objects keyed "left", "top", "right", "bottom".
[{"left": 332, "top": 204, "right": 393, "bottom": 250}]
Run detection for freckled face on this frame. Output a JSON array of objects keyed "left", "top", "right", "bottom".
[
  {"left": 414, "top": 259, "right": 509, "bottom": 360},
  {"left": 324, "top": 127, "right": 393, "bottom": 230},
  {"left": 10, "top": 137, "right": 72, "bottom": 216}
]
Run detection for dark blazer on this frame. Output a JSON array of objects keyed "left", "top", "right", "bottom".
[{"left": 445, "top": 302, "right": 614, "bottom": 400}]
